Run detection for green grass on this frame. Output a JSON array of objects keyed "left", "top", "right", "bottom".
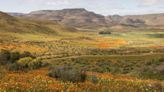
[{"left": 98, "top": 30, "right": 164, "bottom": 47}]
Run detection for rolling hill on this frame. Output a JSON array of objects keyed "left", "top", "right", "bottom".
[{"left": 0, "top": 11, "right": 76, "bottom": 34}]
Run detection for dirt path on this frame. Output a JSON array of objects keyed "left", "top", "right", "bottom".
[{"left": 41, "top": 53, "right": 164, "bottom": 62}]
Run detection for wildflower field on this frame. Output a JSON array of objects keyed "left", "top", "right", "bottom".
[
  {"left": 0, "top": 28, "right": 164, "bottom": 92},
  {"left": 0, "top": 68, "right": 163, "bottom": 92}
]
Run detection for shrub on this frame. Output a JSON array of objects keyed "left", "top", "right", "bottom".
[
  {"left": 10, "top": 51, "right": 20, "bottom": 63},
  {"left": 48, "top": 66, "right": 86, "bottom": 83},
  {"left": 12, "top": 57, "right": 45, "bottom": 71},
  {"left": 20, "top": 51, "right": 35, "bottom": 58},
  {"left": 0, "top": 50, "right": 43, "bottom": 71},
  {"left": 28, "top": 58, "right": 43, "bottom": 70},
  {"left": 17, "top": 57, "right": 33, "bottom": 70},
  {"left": 7, "top": 58, "right": 44, "bottom": 71},
  {"left": 6, "top": 63, "right": 19, "bottom": 71},
  {"left": 0, "top": 49, "right": 10, "bottom": 64},
  {"left": 0, "top": 50, "right": 35, "bottom": 65},
  {"left": 99, "top": 31, "right": 111, "bottom": 34}
]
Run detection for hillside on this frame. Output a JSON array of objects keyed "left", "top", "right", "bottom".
[
  {"left": 0, "top": 11, "right": 56, "bottom": 34},
  {"left": 0, "top": 11, "right": 76, "bottom": 34}
]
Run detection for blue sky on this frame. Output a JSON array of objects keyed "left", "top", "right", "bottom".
[{"left": 1, "top": 0, "right": 164, "bottom": 15}]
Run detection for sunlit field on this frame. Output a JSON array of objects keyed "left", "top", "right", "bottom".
[{"left": 0, "top": 27, "right": 164, "bottom": 91}]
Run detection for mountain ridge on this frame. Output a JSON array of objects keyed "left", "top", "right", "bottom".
[
  {"left": 23, "top": 8, "right": 111, "bottom": 28},
  {"left": 7, "top": 8, "right": 164, "bottom": 29}
]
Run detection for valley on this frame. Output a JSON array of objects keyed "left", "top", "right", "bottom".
[{"left": 0, "top": 9, "right": 164, "bottom": 92}]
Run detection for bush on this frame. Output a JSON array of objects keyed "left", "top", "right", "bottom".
[
  {"left": 0, "top": 50, "right": 44, "bottom": 71},
  {"left": 48, "top": 66, "right": 86, "bottom": 83},
  {"left": 14, "top": 57, "right": 45, "bottom": 71},
  {"left": 17, "top": 57, "right": 33, "bottom": 69},
  {"left": 0, "top": 50, "right": 10, "bottom": 64},
  {"left": 6, "top": 63, "right": 19, "bottom": 71},
  {"left": 28, "top": 58, "right": 44, "bottom": 70},
  {"left": 10, "top": 51, "right": 20, "bottom": 63},
  {"left": 20, "top": 51, "right": 35, "bottom": 58},
  {"left": 0, "top": 50, "right": 35, "bottom": 65},
  {"left": 99, "top": 31, "right": 111, "bottom": 34}
]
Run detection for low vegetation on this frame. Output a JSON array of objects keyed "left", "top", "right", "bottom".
[
  {"left": 0, "top": 68, "right": 162, "bottom": 92},
  {"left": 99, "top": 31, "right": 111, "bottom": 34},
  {"left": 49, "top": 54, "right": 164, "bottom": 80},
  {"left": 0, "top": 50, "right": 45, "bottom": 71},
  {"left": 48, "top": 66, "right": 86, "bottom": 83}
]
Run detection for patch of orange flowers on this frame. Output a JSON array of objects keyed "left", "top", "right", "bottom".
[
  {"left": 97, "top": 38, "right": 126, "bottom": 48},
  {"left": 0, "top": 68, "right": 163, "bottom": 92}
]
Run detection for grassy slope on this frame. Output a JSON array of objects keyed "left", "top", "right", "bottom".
[
  {"left": 0, "top": 12, "right": 81, "bottom": 53},
  {"left": 0, "top": 11, "right": 78, "bottom": 41}
]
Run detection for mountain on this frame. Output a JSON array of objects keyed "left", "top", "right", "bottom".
[
  {"left": 7, "top": 12, "right": 24, "bottom": 17},
  {"left": 107, "top": 13, "right": 164, "bottom": 28},
  {"left": 7, "top": 8, "right": 164, "bottom": 29},
  {"left": 23, "top": 8, "right": 112, "bottom": 28},
  {"left": 124, "top": 13, "right": 164, "bottom": 26}
]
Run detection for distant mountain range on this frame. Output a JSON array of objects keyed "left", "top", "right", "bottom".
[
  {"left": 7, "top": 12, "right": 24, "bottom": 17},
  {"left": 6, "top": 8, "right": 164, "bottom": 29}
]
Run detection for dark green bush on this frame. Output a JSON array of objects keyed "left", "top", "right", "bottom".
[
  {"left": 28, "top": 58, "right": 44, "bottom": 70},
  {"left": 0, "top": 49, "right": 10, "bottom": 64},
  {"left": 12, "top": 57, "right": 45, "bottom": 71},
  {"left": 20, "top": 51, "right": 35, "bottom": 58},
  {"left": 10, "top": 51, "right": 20, "bottom": 63},
  {"left": 0, "top": 50, "right": 36, "bottom": 65},
  {"left": 0, "top": 50, "right": 46, "bottom": 72},
  {"left": 99, "top": 31, "right": 111, "bottom": 35},
  {"left": 6, "top": 63, "right": 19, "bottom": 71},
  {"left": 48, "top": 66, "right": 86, "bottom": 83}
]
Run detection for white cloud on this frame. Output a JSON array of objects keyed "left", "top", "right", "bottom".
[
  {"left": 24, "top": 0, "right": 69, "bottom": 5},
  {"left": 138, "top": 0, "right": 164, "bottom": 6},
  {"left": 46, "top": 0, "right": 70, "bottom": 5}
]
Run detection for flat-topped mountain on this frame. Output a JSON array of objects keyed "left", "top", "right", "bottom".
[{"left": 23, "top": 8, "right": 112, "bottom": 28}]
